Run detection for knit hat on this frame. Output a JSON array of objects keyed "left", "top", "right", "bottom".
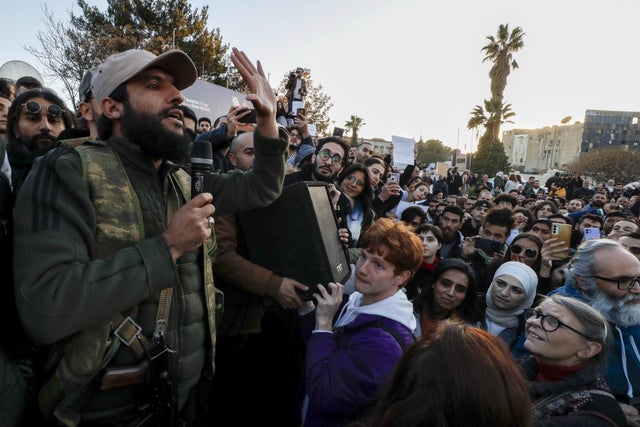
[{"left": 92, "top": 49, "right": 197, "bottom": 104}]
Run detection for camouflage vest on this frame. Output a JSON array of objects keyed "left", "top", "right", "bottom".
[{"left": 41, "top": 141, "right": 219, "bottom": 426}]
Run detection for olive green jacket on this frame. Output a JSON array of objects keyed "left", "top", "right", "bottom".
[{"left": 13, "top": 129, "right": 286, "bottom": 422}]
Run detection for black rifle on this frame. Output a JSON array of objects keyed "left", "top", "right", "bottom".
[{"left": 132, "top": 335, "right": 178, "bottom": 427}]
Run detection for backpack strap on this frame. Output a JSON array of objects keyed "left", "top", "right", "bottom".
[{"left": 349, "top": 321, "right": 414, "bottom": 351}]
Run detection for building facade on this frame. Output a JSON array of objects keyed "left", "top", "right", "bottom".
[
  {"left": 502, "top": 122, "right": 583, "bottom": 173},
  {"left": 581, "top": 109, "right": 640, "bottom": 153}
]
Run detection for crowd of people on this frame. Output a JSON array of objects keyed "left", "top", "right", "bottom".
[{"left": 1, "top": 46, "right": 640, "bottom": 427}]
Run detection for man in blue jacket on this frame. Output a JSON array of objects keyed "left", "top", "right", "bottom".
[{"left": 551, "top": 239, "right": 640, "bottom": 409}]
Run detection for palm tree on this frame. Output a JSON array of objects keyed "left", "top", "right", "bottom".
[
  {"left": 481, "top": 24, "right": 525, "bottom": 100},
  {"left": 467, "top": 98, "right": 514, "bottom": 176},
  {"left": 344, "top": 115, "right": 366, "bottom": 144},
  {"left": 467, "top": 97, "right": 516, "bottom": 141}
]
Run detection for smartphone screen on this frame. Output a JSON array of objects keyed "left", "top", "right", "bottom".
[
  {"left": 296, "top": 108, "right": 305, "bottom": 117},
  {"left": 388, "top": 172, "right": 400, "bottom": 183},
  {"left": 583, "top": 227, "right": 601, "bottom": 241}
]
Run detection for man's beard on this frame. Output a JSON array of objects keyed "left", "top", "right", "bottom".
[
  {"left": 592, "top": 199, "right": 605, "bottom": 208},
  {"left": 121, "top": 103, "right": 190, "bottom": 163},
  {"left": 584, "top": 286, "right": 640, "bottom": 327},
  {"left": 22, "top": 132, "right": 57, "bottom": 152},
  {"left": 312, "top": 162, "right": 338, "bottom": 183}
]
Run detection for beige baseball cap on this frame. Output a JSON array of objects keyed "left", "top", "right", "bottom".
[{"left": 91, "top": 49, "right": 197, "bottom": 104}]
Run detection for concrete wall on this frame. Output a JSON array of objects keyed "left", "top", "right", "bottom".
[{"left": 502, "top": 122, "right": 583, "bottom": 172}]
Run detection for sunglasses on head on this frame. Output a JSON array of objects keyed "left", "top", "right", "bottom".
[
  {"left": 510, "top": 244, "right": 538, "bottom": 258},
  {"left": 22, "top": 101, "right": 64, "bottom": 117}
]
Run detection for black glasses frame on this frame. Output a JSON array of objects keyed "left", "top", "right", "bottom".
[
  {"left": 592, "top": 275, "right": 640, "bottom": 291},
  {"left": 525, "top": 309, "right": 590, "bottom": 339}
]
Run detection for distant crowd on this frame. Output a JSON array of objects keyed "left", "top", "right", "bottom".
[{"left": 1, "top": 48, "right": 640, "bottom": 427}]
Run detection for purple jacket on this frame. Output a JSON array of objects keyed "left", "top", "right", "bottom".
[{"left": 302, "top": 295, "right": 414, "bottom": 427}]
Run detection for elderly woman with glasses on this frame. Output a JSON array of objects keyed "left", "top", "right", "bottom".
[
  {"left": 336, "top": 163, "right": 376, "bottom": 247},
  {"left": 518, "top": 295, "right": 627, "bottom": 426}
]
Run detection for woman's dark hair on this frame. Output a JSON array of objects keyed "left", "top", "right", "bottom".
[
  {"left": 0, "top": 78, "right": 14, "bottom": 98},
  {"left": 414, "top": 259, "right": 481, "bottom": 324},
  {"left": 532, "top": 200, "right": 558, "bottom": 219},
  {"left": 413, "top": 224, "right": 444, "bottom": 261},
  {"left": 364, "top": 155, "right": 389, "bottom": 176},
  {"left": 414, "top": 223, "right": 443, "bottom": 244},
  {"left": 365, "top": 322, "right": 532, "bottom": 427},
  {"left": 400, "top": 206, "right": 427, "bottom": 225},
  {"left": 405, "top": 175, "right": 424, "bottom": 191},
  {"left": 505, "top": 232, "right": 543, "bottom": 272},
  {"left": 337, "top": 163, "right": 376, "bottom": 239}
]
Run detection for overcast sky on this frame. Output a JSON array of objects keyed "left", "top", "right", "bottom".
[{"left": 4, "top": 0, "right": 639, "bottom": 151}]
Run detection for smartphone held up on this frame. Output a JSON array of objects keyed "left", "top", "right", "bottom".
[{"left": 551, "top": 223, "right": 572, "bottom": 259}]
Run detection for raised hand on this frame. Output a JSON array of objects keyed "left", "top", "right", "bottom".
[
  {"left": 231, "top": 48, "right": 277, "bottom": 137},
  {"left": 313, "top": 283, "right": 344, "bottom": 331}
]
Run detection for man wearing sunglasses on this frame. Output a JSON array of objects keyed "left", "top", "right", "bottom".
[
  {"left": 13, "top": 48, "right": 287, "bottom": 425},
  {"left": 5, "top": 88, "right": 73, "bottom": 191},
  {"left": 551, "top": 239, "right": 640, "bottom": 410}
]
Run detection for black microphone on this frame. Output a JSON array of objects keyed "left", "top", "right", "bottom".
[{"left": 190, "top": 139, "right": 213, "bottom": 198}]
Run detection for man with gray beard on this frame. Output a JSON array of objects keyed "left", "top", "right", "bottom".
[{"left": 551, "top": 239, "right": 640, "bottom": 409}]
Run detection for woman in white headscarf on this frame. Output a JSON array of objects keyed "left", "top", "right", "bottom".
[{"left": 480, "top": 261, "right": 538, "bottom": 356}]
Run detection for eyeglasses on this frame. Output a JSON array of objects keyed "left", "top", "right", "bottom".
[
  {"left": 318, "top": 149, "right": 343, "bottom": 165},
  {"left": 290, "top": 133, "right": 301, "bottom": 139},
  {"left": 592, "top": 275, "right": 640, "bottom": 291},
  {"left": 524, "top": 309, "right": 591, "bottom": 339},
  {"left": 510, "top": 244, "right": 538, "bottom": 258},
  {"left": 22, "top": 101, "right": 64, "bottom": 117},
  {"left": 344, "top": 175, "right": 365, "bottom": 188}
]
